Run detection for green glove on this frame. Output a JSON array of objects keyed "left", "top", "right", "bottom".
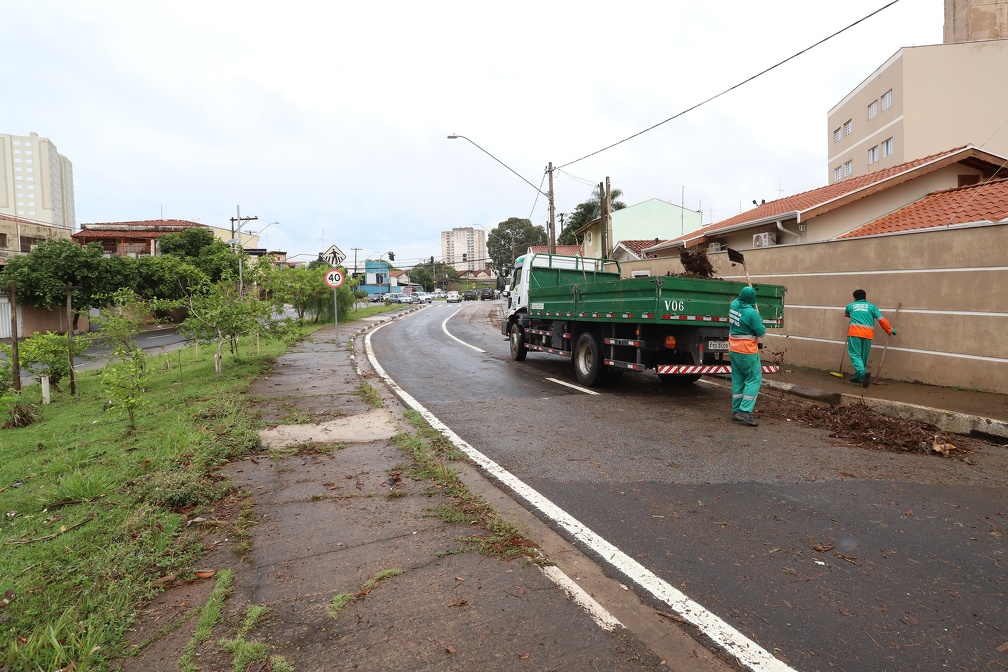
[{"left": 891, "top": 328, "right": 897, "bottom": 336}]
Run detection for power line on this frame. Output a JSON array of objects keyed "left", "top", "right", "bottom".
[{"left": 558, "top": 0, "right": 902, "bottom": 169}]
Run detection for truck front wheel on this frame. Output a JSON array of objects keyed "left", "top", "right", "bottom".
[
  {"left": 573, "top": 332, "right": 604, "bottom": 386},
  {"left": 509, "top": 323, "right": 527, "bottom": 361}
]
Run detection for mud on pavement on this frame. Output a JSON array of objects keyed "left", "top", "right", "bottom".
[{"left": 119, "top": 321, "right": 728, "bottom": 671}]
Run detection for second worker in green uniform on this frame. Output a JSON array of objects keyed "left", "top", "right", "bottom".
[{"left": 728, "top": 286, "right": 766, "bottom": 427}]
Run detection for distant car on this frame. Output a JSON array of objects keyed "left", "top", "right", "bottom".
[
  {"left": 385, "top": 293, "right": 414, "bottom": 304},
  {"left": 463, "top": 290, "right": 478, "bottom": 301},
  {"left": 480, "top": 288, "right": 495, "bottom": 301},
  {"left": 369, "top": 293, "right": 385, "bottom": 303},
  {"left": 446, "top": 291, "right": 461, "bottom": 303},
  {"left": 415, "top": 292, "right": 433, "bottom": 304}
]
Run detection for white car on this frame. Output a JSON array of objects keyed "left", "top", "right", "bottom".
[{"left": 446, "top": 291, "right": 461, "bottom": 303}]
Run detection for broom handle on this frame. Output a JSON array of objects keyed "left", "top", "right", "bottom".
[{"left": 873, "top": 302, "right": 901, "bottom": 382}]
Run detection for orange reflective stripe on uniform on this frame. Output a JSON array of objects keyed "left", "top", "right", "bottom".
[
  {"left": 848, "top": 324, "right": 875, "bottom": 339},
  {"left": 729, "top": 334, "right": 759, "bottom": 354}
]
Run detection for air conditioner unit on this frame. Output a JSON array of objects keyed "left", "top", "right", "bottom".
[
  {"left": 752, "top": 232, "right": 777, "bottom": 248},
  {"left": 707, "top": 242, "right": 722, "bottom": 253}
]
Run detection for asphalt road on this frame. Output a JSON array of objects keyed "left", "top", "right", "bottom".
[{"left": 371, "top": 302, "right": 1007, "bottom": 672}]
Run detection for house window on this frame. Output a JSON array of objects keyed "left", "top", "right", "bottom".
[
  {"left": 834, "top": 166, "right": 843, "bottom": 182},
  {"left": 882, "top": 89, "right": 893, "bottom": 110},
  {"left": 833, "top": 127, "right": 841, "bottom": 143},
  {"left": 844, "top": 160, "right": 853, "bottom": 176},
  {"left": 844, "top": 120, "right": 852, "bottom": 136},
  {"left": 881, "top": 137, "right": 893, "bottom": 158},
  {"left": 868, "top": 146, "right": 879, "bottom": 164},
  {"left": 0, "top": 233, "right": 8, "bottom": 249},
  {"left": 868, "top": 100, "right": 878, "bottom": 119}
]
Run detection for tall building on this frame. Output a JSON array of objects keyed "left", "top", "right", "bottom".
[
  {"left": 0, "top": 132, "right": 76, "bottom": 229},
  {"left": 827, "top": 1, "right": 1008, "bottom": 182},
  {"left": 440, "top": 226, "right": 486, "bottom": 272}
]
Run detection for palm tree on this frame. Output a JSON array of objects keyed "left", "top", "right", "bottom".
[{"left": 558, "top": 185, "right": 627, "bottom": 245}]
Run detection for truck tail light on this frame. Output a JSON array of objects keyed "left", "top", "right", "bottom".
[{"left": 664, "top": 335, "right": 676, "bottom": 349}]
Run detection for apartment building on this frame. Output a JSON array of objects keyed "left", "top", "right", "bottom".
[
  {"left": 828, "top": 0, "right": 1008, "bottom": 182},
  {"left": 0, "top": 131, "right": 75, "bottom": 229},
  {"left": 440, "top": 226, "right": 486, "bottom": 272}
]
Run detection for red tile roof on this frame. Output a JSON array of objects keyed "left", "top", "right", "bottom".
[
  {"left": 839, "top": 177, "right": 1008, "bottom": 238},
  {"left": 79, "top": 219, "right": 208, "bottom": 229},
  {"left": 616, "top": 239, "right": 660, "bottom": 258},
  {"left": 657, "top": 146, "right": 1005, "bottom": 248}
]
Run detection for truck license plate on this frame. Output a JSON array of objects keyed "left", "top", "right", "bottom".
[{"left": 706, "top": 340, "right": 729, "bottom": 351}]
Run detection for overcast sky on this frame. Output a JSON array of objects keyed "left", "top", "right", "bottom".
[{"left": 2, "top": 1, "right": 942, "bottom": 269}]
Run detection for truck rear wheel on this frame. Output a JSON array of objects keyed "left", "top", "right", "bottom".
[
  {"left": 509, "top": 323, "right": 527, "bottom": 361},
  {"left": 574, "top": 332, "right": 605, "bottom": 386}
]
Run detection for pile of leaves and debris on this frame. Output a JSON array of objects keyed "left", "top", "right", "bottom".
[
  {"left": 669, "top": 247, "right": 722, "bottom": 280},
  {"left": 782, "top": 400, "right": 973, "bottom": 459}
]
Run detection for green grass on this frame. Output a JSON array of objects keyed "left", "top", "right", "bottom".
[{"left": 0, "top": 334, "right": 284, "bottom": 671}]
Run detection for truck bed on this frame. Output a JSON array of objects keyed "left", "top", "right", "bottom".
[{"left": 527, "top": 269, "right": 785, "bottom": 328}]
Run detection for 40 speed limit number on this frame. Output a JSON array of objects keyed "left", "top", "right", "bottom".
[{"left": 325, "top": 270, "right": 344, "bottom": 288}]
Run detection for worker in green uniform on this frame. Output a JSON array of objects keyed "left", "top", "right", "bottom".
[
  {"left": 845, "top": 289, "right": 895, "bottom": 388},
  {"left": 728, "top": 286, "right": 766, "bottom": 427}
]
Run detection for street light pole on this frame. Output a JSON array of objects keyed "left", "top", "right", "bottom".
[
  {"left": 229, "top": 205, "right": 258, "bottom": 297},
  {"left": 447, "top": 134, "right": 556, "bottom": 254}
]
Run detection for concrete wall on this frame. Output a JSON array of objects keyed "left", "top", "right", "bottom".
[{"left": 619, "top": 222, "right": 1008, "bottom": 393}]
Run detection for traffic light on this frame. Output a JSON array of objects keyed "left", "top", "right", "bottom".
[
  {"left": 430, "top": 256, "right": 434, "bottom": 265},
  {"left": 388, "top": 251, "right": 395, "bottom": 261}
]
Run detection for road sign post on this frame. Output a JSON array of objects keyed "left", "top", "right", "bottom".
[{"left": 325, "top": 269, "right": 345, "bottom": 343}]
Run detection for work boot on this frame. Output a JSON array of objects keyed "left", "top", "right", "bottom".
[
  {"left": 862, "top": 372, "right": 871, "bottom": 388},
  {"left": 737, "top": 411, "right": 758, "bottom": 427},
  {"left": 732, "top": 412, "right": 744, "bottom": 423}
]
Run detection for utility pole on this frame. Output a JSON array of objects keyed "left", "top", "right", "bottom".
[
  {"left": 229, "top": 205, "right": 257, "bottom": 297},
  {"left": 8, "top": 283, "right": 20, "bottom": 392},
  {"left": 65, "top": 282, "right": 77, "bottom": 397},
  {"left": 352, "top": 247, "right": 362, "bottom": 275},
  {"left": 548, "top": 162, "right": 556, "bottom": 254},
  {"left": 605, "top": 176, "right": 613, "bottom": 259}
]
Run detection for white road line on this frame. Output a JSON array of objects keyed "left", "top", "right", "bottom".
[
  {"left": 541, "top": 565, "right": 622, "bottom": 631},
  {"left": 364, "top": 322, "right": 796, "bottom": 672},
  {"left": 441, "top": 308, "right": 485, "bottom": 353},
  {"left": 546, "top": 377, "right": 599, "bottom": 395}
]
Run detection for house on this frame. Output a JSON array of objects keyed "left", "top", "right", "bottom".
[
  {"left": 527, "top": 245, "right": 584, "bottom": 256},
  {"left": 644, "top": 146, "right": 1008, "bottom": 256},
  {"left": 0, "top": 213, "right": 73, "bottom": 267},
  {"left": 71, "top": 219, "right": 211, "bottom": 257},
  {"left": 575, "top": 198, "right": 703, "bottom": 258}
]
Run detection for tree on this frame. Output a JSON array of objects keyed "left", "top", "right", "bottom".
[
  {"left": 0, "top": 239, "right": 135, "bottom": 329},
  {"left": 178, "top": 282, "right": 271, "bottom": 376},
  {"left": 158, "top": 227, "right": 238, "bottom": 283},
  {"left": 486, "top": 218, "right": 547, "bottom": 274},
  {"left": 135, "top": 254, "right": 209, "bottom": 302},
  {"left": 94, "top": 289, "right": 151, "bottom": 430},
  {"left": 558, "top": 184, "right": 627, "bottom": 246},
  {"left": 409, "top": 260, "right": 458, "bottom": 292}
]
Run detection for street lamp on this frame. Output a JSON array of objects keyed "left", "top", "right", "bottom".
[
  {"left": 447, "top": 134, "right": 556, "bottom": 254},
  {"left": 248, "top": 221, "right": 279, "bottom": 250}
]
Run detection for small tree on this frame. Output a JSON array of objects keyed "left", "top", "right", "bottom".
[
  {"left": 17, "top": 331, "right": 94, "bottom": 391},
  {"left": 94, "top": 289, "right": 151, "bottom": 429},
  {"left": 179, "top": 282, "right": 271, "bottom": 376}
]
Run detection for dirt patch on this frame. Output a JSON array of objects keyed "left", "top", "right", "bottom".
[{"left": 765, "top": 394, "right": 977, "bottom": 459}]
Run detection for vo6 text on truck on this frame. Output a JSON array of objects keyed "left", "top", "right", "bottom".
[{"left": 501, "top": 253, "right": 786, "bottom": 386}]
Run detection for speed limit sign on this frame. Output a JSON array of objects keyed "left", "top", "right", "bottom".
[{"left": 325, "top": 270, "right": 344, "bottom": 288}]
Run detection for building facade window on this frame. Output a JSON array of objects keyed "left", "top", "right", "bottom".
[
  {"left": 881, "top": 137, "right": 893, "bottom": 157},
  {"left": 834, "top": 166, "right": 843, "bottom": 182},
  {"left": 881, "top": 89, "right": 893, "bottom": 110},
  {"left": 868, "top": 146, "right": 879, "bottom": 164},
  {"left": 868, "top": 100, "right": 878, "bottom": 119},
  {"left": 833, "top": 127, "right": 841, "bottom": 143},
  {"left": 844, "top": 160, "right": 853, "bottom": 176},
  {"left": 844, "top": 120, "right": 852, "bottom": 136}
]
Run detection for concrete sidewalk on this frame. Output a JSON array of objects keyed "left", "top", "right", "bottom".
[{"left": 121, "top": 307, "right": 1007, "bottom": 671}]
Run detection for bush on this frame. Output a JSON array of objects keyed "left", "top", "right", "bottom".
[{"left": 17, "top": 331, "right": 94, "bottom": 391}]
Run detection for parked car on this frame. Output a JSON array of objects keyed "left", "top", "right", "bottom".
[
  {"left": 385, "top": 293, "right": 414, "bottom": 304},
  {"left": 480, "top": 288, "right": 495, "bottom": 301},
  {"left": 369, "top": 293, "right": 386, "bottom": 303},
  {"left": 463, "top": 289, "right": 478, "bottom": 301},
  {"left": 446, "top": 291, "right": 461, "bottom": 303}
]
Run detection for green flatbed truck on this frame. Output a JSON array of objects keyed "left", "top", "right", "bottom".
[{"left": 501, "top": 253, "right": 786, "bottom": 386}]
